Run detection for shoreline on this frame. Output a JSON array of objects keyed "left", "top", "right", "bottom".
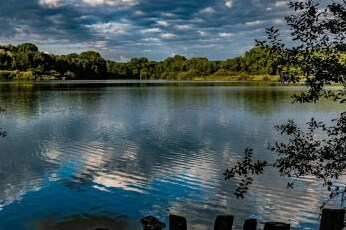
[
  {"left": 0, "top": 79, "right": 284, "bottom": 83},
  {"left": 0, "top": 79, "right": 342, "bottom": 89}
]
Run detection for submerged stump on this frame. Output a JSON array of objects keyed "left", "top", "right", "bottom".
[
  {"left": 243, "top": 218, "right": 257, "bottom": 230},
  {"left": 319, "top": 209, "right": 346, "bottom": 230},
  {"left": 169, "top": 215, "right": 187, "bottom": 230},
  {"left": 141, "top": 216, "right": 166, "bottom": 230},
  {"left": 214, "top": 215, "right": 234, "bottom": 230}
]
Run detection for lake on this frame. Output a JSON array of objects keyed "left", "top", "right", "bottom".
[{"left": 0, "top": 81, "right": 344, "bottom": 230}]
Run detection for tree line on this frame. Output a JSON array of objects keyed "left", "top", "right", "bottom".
[{"left": 0, "top": 43, "right": 278, "bottom": 81}]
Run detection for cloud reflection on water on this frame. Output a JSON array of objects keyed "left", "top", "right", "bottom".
[{"left": 0, "top": 83, "right": 343, "bottom": 229}]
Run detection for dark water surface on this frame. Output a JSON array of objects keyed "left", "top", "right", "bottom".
[{"left": 0, "top": 81, "right": 344, "bottom": 229}]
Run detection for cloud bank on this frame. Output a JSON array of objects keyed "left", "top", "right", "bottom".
[{"left": 0, "top": 0, "right": 291, "bottom": 60}]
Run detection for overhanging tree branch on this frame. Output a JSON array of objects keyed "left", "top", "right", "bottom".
[{"left": 225, "top": 0, "right": 346, "bottom": 207}]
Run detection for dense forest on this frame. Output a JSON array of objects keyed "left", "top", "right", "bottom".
[{"left": 0, "top": 43, "right": 279, "bottom": 81}]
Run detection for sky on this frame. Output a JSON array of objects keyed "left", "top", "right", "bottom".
[{"left": 0, "top": 0, "right": 291, "bottom": 61}]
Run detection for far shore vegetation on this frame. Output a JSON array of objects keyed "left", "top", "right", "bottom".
[
  {"left": 0, "top": 43, "right": 284, "bottom": 81},
  {"left": 4, "top": 42, "right": 344, "bottom": 82}
]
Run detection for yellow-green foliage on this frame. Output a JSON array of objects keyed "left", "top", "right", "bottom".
[
  {"left": 0, "top": 49, "right": 13, "bottom": 56},
  {"left": 177, "top": 69, "right": 200, "bottom": 80},
  {"left": 192, "top": 74, "right": 280, "bottom": 81},
  {"left": 0, "top": 70, "right": 35, "bottom": 81},
  {"left": 340, "top": 53, "right": 346, "bottom": 64},
  {"left": 212, "top": 69, "right": 238, "bottom": 77}
]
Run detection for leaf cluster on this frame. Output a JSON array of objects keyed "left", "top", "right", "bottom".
[
  {"left": 258, "top": 0, "right": 346, "bottom": 103},
  {"left": 224, "top": 148, "right": 268, "bottom": 198}
]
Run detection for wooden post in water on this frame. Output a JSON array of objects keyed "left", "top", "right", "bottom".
[
  {"left": 243, "top": 218, "right": 257, "bottom": 230},
  {"left": 169, "top": 214, "right": 187, "bottom": 230},
  {"left": 214, "top": 215, "right": 234, "bottom": 230},
  {"left": 264, "top": 222, "right": 290, "bottom": 230},
  {"left": 319, "top": 209, "right": 346, "bottom": 230},
  {"left": 141, "top": 216, "right": 166, "bottom": 230}
]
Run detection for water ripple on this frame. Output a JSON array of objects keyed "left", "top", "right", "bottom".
[{"left": 0, "top": 84, "right": 344, "bottom": 230}]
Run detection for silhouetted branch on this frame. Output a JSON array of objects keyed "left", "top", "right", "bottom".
[{"left": 226, "top": 0, "right": 346, "bottom": 207}]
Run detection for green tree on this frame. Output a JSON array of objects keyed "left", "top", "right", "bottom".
[
  {"left": 80, "top": 51, "right": 102, "bottom": 59},
  {"left": 17, "top": 43, "right": 38, "bottom": 52},
  {"left": 0, "top": 49, "right": 13, "bottom": 70},
  {"left": 13, "top": 51, "right": 35, "bottom": 70},
  {"left": 242, "top": 46, "right": 276, "bottom": 74}
]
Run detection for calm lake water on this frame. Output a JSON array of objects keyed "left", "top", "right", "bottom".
[{"left": 0, "top": 81, "right": 344, "bottom": 230}]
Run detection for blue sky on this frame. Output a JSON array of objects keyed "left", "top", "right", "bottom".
[{"left": 0, "top": 0, "right": 290, "bottom": 61}]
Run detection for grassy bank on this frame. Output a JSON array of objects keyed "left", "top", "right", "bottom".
[
  {"left": 0, "top": 70, "right": 65, "bottom": 81},
  {"left": 0, "top": 71, "right": 281, "bottom": 82},
  {"left": 192, "top": 74, "right": 280, "bottom": 81},
  {"left": 0, "top": 70, "right": 36, "bottom": 81}
]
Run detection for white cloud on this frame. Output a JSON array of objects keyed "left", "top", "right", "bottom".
[
  {"left": 161, "top": 13, "right": 175, "bottom": 17},
  {"left": 141, "top": 38, "right": 160, "bottom": 42},
  {"left": 191, "top": 17, "right": 204, "bottom": 23},
  {"left": 176, "top": 25, "right": 192, "bottom": 30},
  {"left": 141, "top": 28, "right": 161, "bottom": 33},
  {"left": 275, "top": 1, "right": 288, "bottom": 7},
  {"left": 273, "top": 18, "right": 285, "bottom": 24},
  {"left": 47, "top": 14, "right": 65, "bottom": 24},
  {"left": 225, "top": 0, "right": 233, "bottom": 9},
  {"left": 95, "top": 40, "right": 108, "bottom": 48},
  {"left": 198, "top": 31, "right": 208, "bottom": 36},
  {"left": 199, "top": 7, "right": 215, "bottom": 14},
  {"left": 82, "top": 0, "right": 138, "bottom": 7},
  {"left": 219, "top": 32, "right": 233, "bottom": 38},
  {"left": 266, "top": 7, "right": 272, "bottom": 11},
  {"left": 39, "top": 0, "right": 62, "bottom": 8},
  {"left": 86, "top": 21, "right": 129, "bottom": 35},
  {"left": 156, "top": 20, "right": 169, "bottom": 27},
  {"left": 117, "top": 56, "right": 130, "bottom": 62},
  {"left": 133, "top": 10, "right": 144, "bottom": 16},
  {"left": 39, "top": 0, "right": 139, "bottom": 8},
  {"left": 245, "top": 20, "right": 264, "bottom": 26},
  {"left": 160, "top": 33, "right": 176, "bottom": 39}
]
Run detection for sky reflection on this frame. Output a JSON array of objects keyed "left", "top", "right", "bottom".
[{"left": 0, "top": 83, "right": 344, "bottom": 229}]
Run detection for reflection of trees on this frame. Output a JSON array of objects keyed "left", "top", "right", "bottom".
[
  {"left": 0, "top": 83, "right": 341, "bottom": 119},
  {"left": 233, "top": 88, "right": 291, "bottom": 116},
  {"left": 0, "top": 83, "right": 104, "bottom": 118},
  {"left": 237, "top": 88, "right": 343, "bottom": 116},
  {"left": 222, "top": 87, "right": 339, "bottom": 117},
  {"left": 0, "top": 84, "right": 40, "bottom": 116},
  {"left": 162, "top": 86, "right": 315, "bottom": 117},
  {"left": 162, "top": 85, "right": 286, "bottom": 114},
  {"left": 0, "top": 108, "right": 5, "bottom": 138}
]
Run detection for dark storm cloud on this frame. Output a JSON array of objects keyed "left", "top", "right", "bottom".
[{"left": 0, "top": 0, "right": 291, "bottom": 60}]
